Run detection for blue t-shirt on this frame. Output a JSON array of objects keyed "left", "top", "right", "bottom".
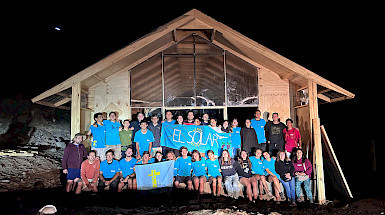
[
  {"left": 192, "top": 159, "right": 206, "bottom": 177},
  {"left": 205, "top": 158, "right": 221, "bottom": 178},
  {"left": 162, "top": 120, "right": 176, "bottom": 126},
  {"left": 134, "top": 130, "right": 155, "bottom": 156},
  {"left": 262, "top": 158, "right": 280, "bottom": 178},
  {"left": 119, "top": 157, "right": 137, "bottom": 178},
  {"left": 100, "top": 159, "right": 121, "bottom": 178},
  {"left": 175, "top": 156, "right": 192, "bottom": 177},
  {"left": 103, "top": 120, "right": 121, "bottom": 145},
  {"left": 250, "top": 118, "right": 267, "bottom": 143},
  {"left": 231, "top": 127, "right": 241, "bottom": 149},
  {"left": 89, "top": 124, "right": 106, "bottom": 148},
  {"left": 249, "top": 156, "right": 265, "bottom": 175}
]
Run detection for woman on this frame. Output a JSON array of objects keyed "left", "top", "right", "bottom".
[
  {"left": 209, "top": 118, "right": 222, "bottom": 133},
  {"left": 154, "top": 151, "right": 164, "bottom": 163},
  {"left": 191, "top": 150, "right": 207, "bottom": 195},
  {"left": 206, "top": 150, "right": 222, "bottom": 196},
  {"left": 219, "top": 149, "right": 240, "bottom": 199},
  {"left": 241, "top": 119, "right": 258, "bottom": 156},
  {"left": 236, "top": 150, "right": 254, "bottom": 201},
  {"left": 230, "top": 118, "right": 241, "bottom": 158},
  {"left": 262, "top": 151, "right": 285, "bottom": 202},
  {"left": 283, "top": 119, "right": 302, "bottom": 159},
  {"left": 175, "top": 115, "right": 184, "bottom": 125},
  {"left": 249, "top": 148, "right": 271, "bottom": 200},
  {"left": 292, "top": 148, "right": 313, "bottom": 203},
  {"left": 275, "top": 150, "right": 296, "bottom": 206},
  {"left": 221, "top": 120, "right": 230, "bottom": 133}
]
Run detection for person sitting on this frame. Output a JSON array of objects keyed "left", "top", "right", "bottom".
[
  {"left": 249, "top": 148, "right": 271, "bottom": 200},
  {"left": 292, "top": 148, "right": 313, "bottom": 203},
  {"left": 137, "top": 151, "right": 154, "bottom": 164},
  {"left": 118, "top": 147, "right": 137, "bottom": 192},
  {"left": 154, "top": 151, "right": 164, "bottom": 163},
  {"left": 236, "top": 150, "right": 254, "bottom": 202},
  {"left": 262, "top": 151, "right": 285, "bottom": 203},
  {"left": 98, "top": 149, "right": 121, "bottom": 192},
  {"left": 206, "top": 150, "right": 222, "bottom": 196},
  {"left": 219, "top": 149, "right": 240, "bottom": 199},
  {"left": 80, "top": 150, "right": 100, "bottom": 193},
  {"left": 174, "top": 146, "right": 193, "bottom": 190},
  {"left": 275, "top": 150, "right": 296, "bottom": 206},
  {"left": 191, "top": 150, "right": 207, "bottom": 195}
]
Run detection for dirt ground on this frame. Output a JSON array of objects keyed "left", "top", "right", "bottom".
[{"left": 2, "top": 187, "right": 384, "bottom": 215}]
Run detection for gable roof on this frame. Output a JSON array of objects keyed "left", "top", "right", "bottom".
[{"left": 32, "top": 9, "right": 354, "bottom": 108}]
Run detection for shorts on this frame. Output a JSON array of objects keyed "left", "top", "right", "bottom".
[
  {"left": 175, "top": 176, "right": 192, "bottom": 184},
  {"left": 192, "top": 175, "right": 208, "bottom": 181},
  {"left": 208, "top": 175, "right": 222, "bottom": 182},
  {"left": 67, "top": 168, "right": 81, "bottom": 180}
]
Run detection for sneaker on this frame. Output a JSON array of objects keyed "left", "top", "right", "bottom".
[{"left": 297, "top": 198, "right": 304, "bottom": 203}]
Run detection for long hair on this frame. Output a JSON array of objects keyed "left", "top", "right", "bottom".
[
  {"left": 293, "top": 148, "right": 307, "bottom": 163},
  {"left": 277, "top": 150, "right": 290, "bottom": 161},
  {"left": 221, "top": 149, "right": 232, "bottom": 166},
  {"left": 237, "top": 150, "right": 252, "bottom": 169},
  {"left": 191, "top": 150, "right": 201, "bottom": 162}
]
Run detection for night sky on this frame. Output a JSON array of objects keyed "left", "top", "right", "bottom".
[{"left": 2, "top": 4, "right": 381, "bottom": 198}]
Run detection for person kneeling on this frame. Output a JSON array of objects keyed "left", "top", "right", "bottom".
[{"left": 98, "top": 149, "right": 120, "bottom": 192}]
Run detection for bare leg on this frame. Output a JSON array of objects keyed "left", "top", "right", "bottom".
[
  {"left": 240, "top": 177, "right": 253, "bottom": 201},
  {"left": 199, "top": 176, "right": 205, "bottom": 194},
  {"left": 75, "top": 181, "right": 83, "bottom": 194},
  {"left": 193, "top": 177, "right": 200, "bottom": 191},
  {"left": 187, "top": 180, "right": 193, "bottom": 191},
  {"left": 66, "top": 180, "right": 73, "bottom": 192},
  {"left": 210, "top": 177, "right": 217, "bottom": 196},
  {"left": 217, "top": 177, "right": 222, "bottom": 196}
]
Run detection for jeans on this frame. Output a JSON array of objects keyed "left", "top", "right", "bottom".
[
  {"left": 295, "top": 177, "right": 313, "bottom": 200},
  {"left": 224, "top": 173, "right": 240, "bottom": 198},
  {"left": 280, "top": 177, "right": 296, "bottom": 201}
]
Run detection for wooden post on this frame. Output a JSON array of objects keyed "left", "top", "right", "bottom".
[
  {"left": 308, "top": 80, "right": 326, "bottom": 204},
  {"left": 71, "top": 83, "right": 81, "bottom": 138}
]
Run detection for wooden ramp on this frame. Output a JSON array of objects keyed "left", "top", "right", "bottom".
[{"left": 320, "top": 125, "right": 353, "bottom": 199}]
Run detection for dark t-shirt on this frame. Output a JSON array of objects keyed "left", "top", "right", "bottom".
[{"left": 265, "top": 121, "right": 286, "bottom": 146}]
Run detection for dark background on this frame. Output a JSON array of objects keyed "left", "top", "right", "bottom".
[{"left": 2, "top": 3, "right": 381, "bottom": 201}]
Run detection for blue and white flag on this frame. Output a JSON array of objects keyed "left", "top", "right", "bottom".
[
  {"left": 161, "top": 124, "right": 234, "bottom": 156},
  {"left": 135, "top": 160, "right": 174, "bottom": 190}
]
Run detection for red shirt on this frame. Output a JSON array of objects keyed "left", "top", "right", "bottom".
[
  {"left": 283, "top": 128, "right": 301, "bottom": 152},
  {"left": 81, "top": 159, "right": 100, "bottom": 183}
]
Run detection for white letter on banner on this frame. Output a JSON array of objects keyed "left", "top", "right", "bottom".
[
  {"left": 173, "top": 129, "right": 185, "bottom": 143},
  {"left": 187, "top": 129, "right": 204, "bottom": 147}
]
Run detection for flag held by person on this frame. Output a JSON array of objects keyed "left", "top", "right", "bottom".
[{"left": 135, "top": 160, "right": 174, "bottom": 190}]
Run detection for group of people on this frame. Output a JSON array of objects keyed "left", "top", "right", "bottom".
[{"left": 62, "top": 110, "right": 313, "bottom": 205}]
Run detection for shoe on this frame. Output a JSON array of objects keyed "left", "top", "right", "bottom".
[
  {"left": 297, "top": 198, "right": 304, "bottom": 203},
  {"left": 279, "top": 192, "right": 286, "bottom": 201},
  {"left": 309, "top": 198, "right": 314, "bottom": 204}
]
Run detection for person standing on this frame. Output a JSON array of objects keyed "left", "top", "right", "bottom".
[
  {"left": 148, "top": 115, "right": 162, "bottom": 156},
  {"left": 283, "top": 119, "right": 302, "bottom": 159},
  {"left": 134, "top": 121, "right": 154, "bottom": 160},
  {"left": 162, "top": 110, "right": 176, "bottom": 125},
  {"left": 62, "top": 133, "right": 88, "bottom": 193},
  {"left": 104, "top": 112, "right": 122, "bottom": 160},
  {"left": 265, "top": 113, "right": 286, "bottom": 157},
  {"left": 202, "top": 113, "right": 210, "bottom": 126},
  {"left": 240, "top": 119, "right": 258, "bottom": 156},
  {"left": 80, "top": 150, "right": 100, "bottom": 193},
  {"left": 88, "top": 113, "right": 107, "bottom": 161},
  {"left": 250, "top": 110, "right": 267, "bottom": 151},
  {"left": 230, "top": 118, "right": 241, "bottom": 158},
  {"left": 120, "top": 119, "right": 133, "bottom": 159}
]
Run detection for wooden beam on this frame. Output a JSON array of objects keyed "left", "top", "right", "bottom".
[
  {"left": 71, "top": 83, "right": 81, "bottom": 138},
  {"left": 317, "top": 93, "right": 331, "bottom": 103},
  {"left": 54, "top": 97, "right": 71, "bottom": 107}
]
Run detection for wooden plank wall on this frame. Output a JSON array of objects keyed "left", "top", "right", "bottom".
[
  {"left": 90, "top": 71, "right": 131, "bottom": 122},
  {"left": 258, "top": 68, "right": 290, "bottom": 122}
]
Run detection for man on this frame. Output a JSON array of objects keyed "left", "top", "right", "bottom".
[
  {"left": 62, "top": 133, "right": 88, "bottom": 193},
  {"left": 148, "top": 115, "right": 162, "bottom": 156},
  {"left": 88, "top": 112, "right": 107, "bottom": 161},
  {"left": 174, "top": 146, "right": 193, "bottom": 190},
  {"left": 80, "top": 150, "right": 100, "bottom": 193},
  {"left": 250, "top": 110, "right": 267, "bottom": 152},
  {"left": 103, "top": 112, "right": 122, "bottom": 160},
  {"left": 118, "top": 147, "right": 137, "bottom": 192},
  {"left": 162, "top": 110, "right": 176, "bottom": 125},
  {"left": 134, "top": 121, "right": 155, "bottom": 159},
  {"left": 98, "top": 149, "right": 121, "bottom": 192},
  {"left": 120, "top": 119, "right": 133, "bottom": 159},
  {"left": 183, "top": 111, "right": 194, "bottom": 125},
  {"left": 265, "top": 113, "right": 286, "bottom": 156}
]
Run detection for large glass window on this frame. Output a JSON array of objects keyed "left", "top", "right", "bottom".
[
  {"left": 225, "top": 51, "right": 259, "bottom": 106},
  {"left": 163, "top": 34, "right": 224, "bottom": 107}
]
